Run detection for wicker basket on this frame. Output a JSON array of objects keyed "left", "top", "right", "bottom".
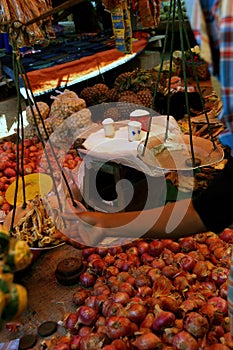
[{"left": 186, "top": 60, "right": 210, "bottom": 81}]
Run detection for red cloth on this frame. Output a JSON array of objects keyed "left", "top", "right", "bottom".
[{"left": 25, "top": 38, "right": 147, "bottom": 96}]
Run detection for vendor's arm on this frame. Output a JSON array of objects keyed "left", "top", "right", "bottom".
[{"left": 76, "top": 198, "right": 207, "bottom": 241}]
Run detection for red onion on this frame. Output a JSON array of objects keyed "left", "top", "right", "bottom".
[
  {"left": 192, "top": 260, "right": 211, "bottom": 279},
  {"left": 159, "top": 296, "right": 180, "bottom": 313},
  {"left": 54, "top": 343, "right": 70, "bottom": 350},
  {"left": 220, "top": 228, "right": 233, "bottom": 242},
  {"left": 173, "top": 275, "right": 190, "bottom": 292},
  {"left": 72, "top": 289, "right": 90, "bottom": 306},
  {"left": 85, "top": 295, "right": 98, "bottom": 308},
  {"left": 125, "top": 302, "right": 147, "bottom": 323},
  {"left": 112, "top": 291, "right": 130, "bottom": 305},
  {"left": 140, "top": 312, "right": 155, "bottom": 329},
  {"left": 134, "top": 274, "right": 151, "bottom": 288},
  {"left": 116, "top": 272, "right": 131, "bottom": 282},
  {"left": 102, "top": 346, "right": 116, "bottom": 350},
  {"left": 188, "top": 250, "right": 205, "bottom": 261},
  {"left": 219, "top": 332, "right": 233, "bottom": 348},
  {"left": 103, "top": 254, "right": 115, "bottom": 266},
  {"left": 137, "top": 240, "right": 149, "bottom": 255},
  {"left": 179, "top": 255, "right": 195, "bottom": 272},
  {"left": 179, "top": 236, "right": 197, "bottom": 252},
  {"left": 70, "top": 334, "right": 82, "bottom": 350},
  {"left": 105, "top": 266, "right": 120, "bottom": 278},
  {"left": 178, "top": 296, "right": 205, "bottom": 317},
  {"left": 164, "top": 240, "right": 181, "bottom": 253},
  {"left": 95, "top": 246, "right": 109, "bottom": 257},
  {"left": 82, "top": 247, "right": 96, "bottom": 259},
  {"left": 111, "top": 339, "right": 129, "bottom": 350},
  {"left": 132, "top": 333, "right": 162, "bottom": 350},
  {"left": 200, "top": 303, "right": 225, "bottom": 325},
  {"left": 210, "top": 267, "right": 229, "bottom": 286},
  {"left": 183, "top": 311, "right": 209, "bottom": 338},
  {"left": 152, "top": 275, "right": 173, "bottom": 296},
  {"left": 148, "top": 240, "right": 163, "bottom": 257},
  {"left": 126, "top": 246, "right": 139, "bottom": 256},
  {"left": 194, "top": 281, "right": 217, "bottom": 299},
  {"left": 207, "top": 296, "right": 228, "bottom": 315},
  {"left": 220, "top": 281, "right": 228, "bottom": 299},
  {"left": 108, "top": 246, "right": 123, "bottom": 255},
  {"left": 79, "top": 271, "right": 96, "bottom": 288},
  {"left": 161, "top": 248, "right": 174, "bottom": 265},
  {"left": 207, "top": 344, "right": 232, "bottom": 350},
  {"left": 87, "top": 253, "right": 101, "bottom": 263},
  {"left": 76, "top": 306, "right": 97, "bottom": 326},
  {"left": 102, "top": 301, "right": 124, "bottom": 317},
  {"left": 207, "top": 325, "right": 225, "bottom": 344},
  {"left": 136, "top": 286, "right": 152, "bottom": 298},
  {"left": 152, "top": 305, "right": 175, "bottom": 333},
  {"left": 118, "top": 282, "right": 135, "bottom": 297},
  {"left": 172, "top": 330, "right": 198, "bottom": 350},
  {"left": 90, "top": 259, "right": 106, "bottom": 274},
  {"left": 78, "top": 326, "right": 92, "bottom": 337},
  {"left": 162, "top": 327, "right": 180, "bottom": 344},
  {"left": 196, "top": 243, "right": 210, "bottom": 258},
  {"left": 114, "top": 258, "right": 134, "bottom": 271},
  {"left": 92, "top": 285, "right": 110, "bottom": 296},
  {"left": 106, "top": 316, "right": 132, "bottom": 340},
  {"left": 79, "top": 332, "right": 105, "bottom": 350},
  {"left": 162, "top": 265, "right": 179, "bottom": 278},
  {"left": 140, "top": 253, "right": 154, "bottom": 265},
  {"left": 147, "top": 268, "right": 161, "bottom": 283},
  {"left": 64, "top": 312, "right": 79, "bottom": 334},
  {"left": 151, "top": 258, "right": 166, "bottom": 270}
]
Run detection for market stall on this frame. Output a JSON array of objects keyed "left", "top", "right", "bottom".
[{"left": 1, "top": 0, "right": 233, "bottom": 349}]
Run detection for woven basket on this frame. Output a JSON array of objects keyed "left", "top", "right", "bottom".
[{"left": 186, "top": 60, "right": 210, "bottom": 80}]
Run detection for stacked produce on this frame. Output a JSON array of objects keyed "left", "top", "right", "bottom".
[
  {"left": 0, "top": 226, "right": 32, "bottom": 325},
  {"left": 25, "top": 89, "right": 91, "bottom": 140},
  {"left": 41, "top": 229, "right": 233, "bottom": 349},
  {"left": 0, "top": 137, "right": 82, "bottom": 216}
]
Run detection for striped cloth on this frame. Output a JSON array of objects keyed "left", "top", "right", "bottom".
[
  {"left": 185, "top": 0, "right": 233, "bottom": 154},
  {"left": 185, "top": 0, "right": 233, "bottom": 335}
]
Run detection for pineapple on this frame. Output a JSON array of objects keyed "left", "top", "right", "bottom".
[
  {"left": 106, "top": 88, "right": 119, "bottom": 102},
  {"left": 114, "top": 71, "right": 134, "bottom": 92},
  {"left": 92, "top": 83, "right": 109, "bottom": 104},
  {"left": 118, "top": 90, "right": 137, "bottom": 99},
  {"left": 79, "top": 86, "right": 96, "bottom": 106},
  {"left": 137, "top": 89, "right": 153, "bottom": 108},
  {"left": 26, "top": 101, "right": 50, "bottom": 126}
]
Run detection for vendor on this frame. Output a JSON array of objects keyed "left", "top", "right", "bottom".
[{"left": 62, "top": 0, "right": 233, "bottom": 247}]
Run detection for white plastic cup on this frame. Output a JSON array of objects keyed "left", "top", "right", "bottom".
[
  {"left": 130, "top": 109, "right": 150, "bottom": 131},
  {"left": 128, "top": 121, "right": 142, "bottom": 142},
  {"left": 102, "top": 118, "right": 115, "bottom": 138}
]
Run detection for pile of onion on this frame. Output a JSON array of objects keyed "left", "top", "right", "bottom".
[{"left": 50, "top": 228, "right": 233, "bottom": 350}]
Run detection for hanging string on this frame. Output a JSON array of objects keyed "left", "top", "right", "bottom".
[
  {"left": 164, "top": 0, "right": 177, "bottom": 142},
  {"left": 141, "top": 0, "right": 174, "bottom": 156}
]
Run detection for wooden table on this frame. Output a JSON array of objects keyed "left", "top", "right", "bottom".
[{"left": 0, "top": 244, "right": 82, "bottom": 347}]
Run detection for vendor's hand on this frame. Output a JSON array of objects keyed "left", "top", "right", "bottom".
[{"left": 61, "top": 198, "right": 106, "bottom": 247}]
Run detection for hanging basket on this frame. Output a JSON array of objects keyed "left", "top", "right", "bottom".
[{"left": 186, "top": 60, "right": 210, "bottom": 81}]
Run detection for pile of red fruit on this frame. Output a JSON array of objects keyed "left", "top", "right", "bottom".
[
  {"left": 0, "top": 137, "right": 82, "bottom": 215},
  {"left": 44, "top": 229, "right": 233, "bottom": 350}
]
